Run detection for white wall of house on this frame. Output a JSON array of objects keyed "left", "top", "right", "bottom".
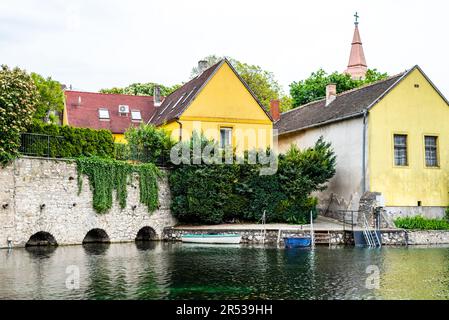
[{"left": 277, "top": 117, "right": 366, "bottom": 213}]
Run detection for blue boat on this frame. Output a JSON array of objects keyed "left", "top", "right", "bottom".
[{"left": 284, "top": 237, "right": 312, "bottom": 248}]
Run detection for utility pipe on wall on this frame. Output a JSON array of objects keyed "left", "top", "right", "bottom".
[
  {"left": 362, "top": 109, "right": 368, "bottom": 194},
  {"left": 176, "top": 120, "right": 183, "bottom": 142}
]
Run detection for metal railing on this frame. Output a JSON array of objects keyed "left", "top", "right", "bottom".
[
  {"left": 19, "top": 133, "right": 64, "bottom": 158},
  {"left": 337, "top": 210, "right": 358, "bottom": 232}
]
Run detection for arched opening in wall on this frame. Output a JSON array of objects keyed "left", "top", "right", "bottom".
[
  {"left": 135, "top": 227, "right": 157, "bottom": 242},
  {"left": 25, "top": 231, "right": 58, "bottom": 247},
  {"left": 82, "top": 229, "right": 110, "bottom": 244}
]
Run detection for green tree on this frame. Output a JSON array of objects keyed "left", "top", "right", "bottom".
[
  {"left": 190, "top": 55, "right": 222, "bottom": 77},
  {"left": 290, "top": 68, "right": 388, "bottom": 108},
  {"left": 100, "top": 83, "right": 180, "bottom": 97},
  {"left": 124, "top": 124, "right": 175, "bottom": 164},
  {"left": 99, "top": 87, "right": 124, "bottom": 94},
  {"left": 31, "top": 73, "right": 65, "bottom": 124},
  {"left": 191, "top": 55, "right": 291, "bottom": 112},
  {"left": 0, "top": 65, "right": 38, "bottom": 166}
]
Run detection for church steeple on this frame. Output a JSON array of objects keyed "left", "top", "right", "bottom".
[{"left": 345, "top": 12, "right": 367, "bottom": 80}]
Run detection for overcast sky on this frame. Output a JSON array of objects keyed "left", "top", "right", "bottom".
[{"left": 1, "top": 0, "right": 448, "bottom": 97}]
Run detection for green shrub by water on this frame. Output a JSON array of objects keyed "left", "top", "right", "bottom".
[
  {"left": 394, "top": 216, "right": 449, "bottom": 230},
  {"left": 169, "top": 134, "right": 335, "bottom": 225}
]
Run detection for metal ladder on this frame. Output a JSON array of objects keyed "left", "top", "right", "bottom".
[{"left": 362, "top": 212, "right": 381, "bottom": 248}]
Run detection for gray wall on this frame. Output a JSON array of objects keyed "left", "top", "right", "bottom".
[
  {"left": 384, "top": 206, "right": 445, "bottom": 220},
  {"left": 0, "top": 158, "right": 176, "bottom": 248},
  {"left": 277, "top": 117, "right": 366, "bottom": 213}
]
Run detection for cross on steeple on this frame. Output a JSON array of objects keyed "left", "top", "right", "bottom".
[
  {"left": 345, "top": 11, "right": 367, "bottom": 79},
  {"left": 354, "top": 12, "right": 359, "bottom": 25}
]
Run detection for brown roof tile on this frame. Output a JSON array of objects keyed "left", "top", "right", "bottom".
[
  {"left": 275, "top": 73, "right": 405, "bottom": 135},
  {"left": 149, "top": 60, "right": 223, "bottom": 126},
  {"left": 148, "top": 59, "right": 273, "bottom": 125}
]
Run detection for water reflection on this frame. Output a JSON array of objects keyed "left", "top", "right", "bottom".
[
  {"left": 25, "top": 246, "right": 57, "bottom": 259},
  {"left": 82, "top": 243, "right": 110, "bottom": 255},
  {"left": 1, "top": 243, "right": 449, "bottom": 300},
  {"left": 135, "top": 241, "right": 157, "bottom": 251}
]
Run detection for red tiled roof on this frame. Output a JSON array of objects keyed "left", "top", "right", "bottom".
[{"left": 64, "top": 91, "right": 156, "bottom": 134}]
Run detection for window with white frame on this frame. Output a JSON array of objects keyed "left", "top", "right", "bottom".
[
  {"left": 394, "top": 134, "right": 408, "bottom": 166},
  {"left": 220, "top": 127, "right": 232, "bottom": 149},
  {"left": 424, "top": 136, "right": 438, "bottom": 167},
  {"left": 98, "top": 108, "right": 110, "bottom": 120},
  {"left": 131, "top": 110, "right": 142, "bottom": 121}
]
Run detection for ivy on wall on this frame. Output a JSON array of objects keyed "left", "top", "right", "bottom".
[
  {"left": 76, "top": 157, "right": 160, "bottom": 214},
  {"left": 138, "top": 163, "right": 160, "bottom": 212}
]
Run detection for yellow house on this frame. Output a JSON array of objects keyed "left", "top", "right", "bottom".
[
  {"left": 148, "top": 59, "right": 274, "bottom": 153},
  {"left": 63, "top": 59, "right": 274, "bottom": 151},
  {"left": 275, "top": 65, "right": 449, "bottom": 219}
]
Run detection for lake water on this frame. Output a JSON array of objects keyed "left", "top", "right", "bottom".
[{"left": 1, "top": 242, "right": 449, "bottom": 300}]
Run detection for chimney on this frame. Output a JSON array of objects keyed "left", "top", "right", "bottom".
[
  {"left": 270, "top": 99, "right": 280, "bottom": 122},
  {"left": 154, "top": 85, "right": 162, "bottom": 107},
  {"left": 326, "top": 84, "right": 337, "bottom": 106},
  {"left": 198, "top": 60, "right": 208, "bottom": 74}
]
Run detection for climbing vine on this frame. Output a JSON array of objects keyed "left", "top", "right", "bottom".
[
  {"left": 76, "top": 157, "right": 160, "bottom": 214},
  {"left": 138, "top": 163, "right": 161, "bottom": 212}
]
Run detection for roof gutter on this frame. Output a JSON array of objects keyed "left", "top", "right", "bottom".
[{"left": 176, "top": 120, "right": 183, "bottom": 142}]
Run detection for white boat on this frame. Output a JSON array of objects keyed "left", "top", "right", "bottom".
[{"left": 181, "top": 234, "right": 242, "bottom": 244}]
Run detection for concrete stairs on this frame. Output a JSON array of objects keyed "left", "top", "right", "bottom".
[{"left": 313, "top": 231, "right": 331, "bottom": 244}]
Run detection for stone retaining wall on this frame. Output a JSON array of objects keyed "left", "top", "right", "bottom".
[
  {"left": 163, "top": 228, "right": 347, "bottom": 245},
  {"left": 0, "top": 157, "right": 176, "bottom": 248},
  {"left": 381, "top": 230, "right": 408, "bottom": 245},
  {"left": 381, "top": 230, "right": 449, "bottom": 246},
  {"left": 406, "top": 230, "right": 449, "bottom": 245}
]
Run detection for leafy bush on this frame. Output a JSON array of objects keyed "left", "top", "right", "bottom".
[
  {"left": 31, "top": 72, "right": 64, "bottom": 124},
  {"left": 394, "top": 216, "right": 449, "bottom": 230},
  {"left": 169, "top": 135, "right": 336, "bottom": 225},
  {"left": 114, "top": 143, "right": 130, "bottom": 161},
  {"left": 76, "top": 157, "right": 160, "bottom": 214},
  {"left": 0, "top": 65, "right": 38, "bottom": 166},
  {"left": 125, "top": 124, "right": 174, "bottom": 164},
  {"left": 27, "top": 122, "right": 115, "bottom": 158}
]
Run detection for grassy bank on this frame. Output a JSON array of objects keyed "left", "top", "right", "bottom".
[{"left": 394, "top": 216, "right": 449, "bottom": 230}]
